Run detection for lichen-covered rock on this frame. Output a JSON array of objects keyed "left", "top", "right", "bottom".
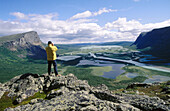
[
  {"left": 4, "top": 73, "right": 44, "bottom": 104},
  {"left": 80, "top": 105, "right": 98, "bottom": 111},
  {"left": 0, "top": 83, "right": 6, "bottom": 99},
  {"left": 2, "top": 73, "right": 170, "bottom": 111}
]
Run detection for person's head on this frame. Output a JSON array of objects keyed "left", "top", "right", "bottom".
[{"left": 48, "top": 41, "right": 52, "bottom": 45}]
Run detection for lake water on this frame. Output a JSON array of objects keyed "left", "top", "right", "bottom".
[
  {"left": 77, "top": 60, "right": 126, "bottom": 79},
  {"left": 143, "top": 75, "right": 170, "bottom": 83},
  {"left": 102, "top": 64, "right": 125, "bottom": 79},
  {"left": 76, "top": 59, "right": 170, "bottom": 83}
]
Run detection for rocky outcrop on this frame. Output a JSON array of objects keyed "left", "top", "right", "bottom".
[
  {"left": 0, "top": 31, "right": 46, "bottom": 59},
  {"left": 0, "top": 73, "right": 169, "bottom": 111},
  {"left": 0, "top": 83, "right": 6, "bottom": 99},
  {"left": 132, "top": 26, "right": 170, "bottom": 59}
]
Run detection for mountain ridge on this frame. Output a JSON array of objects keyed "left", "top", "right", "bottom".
[
  {"left": 132, "top": 26, "right": 170, "bottom": 59},
  {"left": 0, "top": 31, "right": 44, "bottom": 50},
  {"left": 0, "top": 31, "right": 46, "bottom": 59}
]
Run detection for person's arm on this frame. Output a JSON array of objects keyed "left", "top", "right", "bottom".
[
  {"left": 54, "top": 46, "right": 58, "bottom": 51},
  {"left": 52, "top": 44, "right": 58, "bottom": 51}
]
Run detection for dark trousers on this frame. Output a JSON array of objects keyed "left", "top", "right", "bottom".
[{"left": 48, "top": 60, "right": 58, "bottom": 75}]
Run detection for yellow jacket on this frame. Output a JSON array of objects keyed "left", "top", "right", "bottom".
[{"left": 45, "top": 44, "right": 58, "bottom": 61}]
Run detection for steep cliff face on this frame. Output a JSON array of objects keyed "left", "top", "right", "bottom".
[
  {"left": 0, "top": 31, "right": 46, "bottom": 59},
  {"left": 132, "top": 26, "right": 170, "bottom": 58}
]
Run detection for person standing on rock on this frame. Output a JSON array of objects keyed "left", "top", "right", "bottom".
[{"left": 45, "top": 41, "right": 60, "bottom": 76}]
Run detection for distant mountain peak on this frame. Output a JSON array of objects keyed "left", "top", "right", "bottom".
[
  {"left": 0, "top": 31, "right": 46, "bottom": 59},
  {"left": 0, "top": 31, "right": 44, "bottom": 50},
  {"left": 132, "top": 26, "right": 170, "bottom": 58}
]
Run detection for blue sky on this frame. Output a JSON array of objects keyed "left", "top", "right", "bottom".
[{"left": 0, "top": 0, "right": 170, "bottom": 44}]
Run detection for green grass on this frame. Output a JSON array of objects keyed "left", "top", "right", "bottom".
[
  {"left": 0, "top": 44, "right": 75, "bottom": 83},
  {"left": 56, "top": 44, "right": 82, "bottom": 55},
  {"left": 116, "top": 74, "right": 131, "bottom": 81},
  {"left": 0, "top": 33, "right": 23, "bottom": 45},
  {"left": 19, "top": 91, "right": 46, "bottom": 105},
  {"left": 114, "top": 65, "right": 170, "bottom": 84},
  {"left": 0, "top": 92, "right": 16, "bottom": 111},
  {"left": 0, "top": 60, "right": 48, "bottom": 83},
  {"left": 63, "top": 66, "right": 114, "bottom": 87},
  {"left": 119, "top": 76, "right": 148, "bottom": 84},
  {"left": 121, "top": 81, "right": 170, "bottom": 101},
  {"left": 109, "top": 76, "right": 148, "bottom": 89},
  {"left": 0, "top": 46, "right": 48, "bottom": 83},
  {"left": 90, "top": 66, "right": 112, "bottom": 76},
  {"left": 62, "top": 66, "right": 148, "bottom": 90},
  {"left": 0, "top": 91, "right": 47, "bottom": 111},
  {"left": 122, "top": 65, "right": 170, "bottom": 77}
]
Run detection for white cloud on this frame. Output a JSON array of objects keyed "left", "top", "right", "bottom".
[
  {"left": 10, "top": 12, "right": 28, "bottom": 19},
  {"left": 70, "top": 8, "right": 117, "bottom": 20},
  {"left": 0, "top": 11, "right": 170, "bottom": 44},
  {"left": 105, "top": 17, "right": 170, "bottom": 39},
  {"left": 133, "top": 0, "right": 140, "bottom": 2},
  {"left": 70, "top": 11, "right": 92, "bottom": 20},
  {"left": 93, "top": 8, "right": 117, "bottom": 16}
]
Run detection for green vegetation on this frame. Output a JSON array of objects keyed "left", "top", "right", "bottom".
[
  {"left": 0, "top": 33, "right": 23, "bottom": 44},
  {"left": 0, "top": 46, "right": 48, "bottom": 83},
  {"left": 113, "top": 65, "right": 170, "bottom": 85},
  {"left": 1, "top": 40, "right": 170, "bottom": 110},
  {"left": 90, "top": 66, "right": 112, "bottom": 76},
  {"left": 0, "top": 39, "right": 169, "bottom": 91},
  {"left": 56, "top": 44, "right": 82, "bottom": 55},
  {"left": 117, "top": 81, "right": 170, "bottom": 101},
  {"left": 116, "top": 74, "right": 131, "bottom": 81},
  {"left": 122, "top": 65, "right": 170, "bottom": 77},
  {"left": 119, "top": 76, "right": 147, "bottom": 84},
  {"left": 0, "top": 91, "right": 48, "bottom": 111},
  {"left": 0, "top": 43, "right": 83, "bottom": 83},
  {"left": 110, "top": 76, "right": 148, "bottom": 89},
  {"left": 62, "top": 66, "right": 147, "bottom": 90},
  {"left": 100, "top": 41, "right": 136, "bottom": 50},
  {"left": 78, "top": 45, "right": 132, "bottom": 54},
  {"left": 63, "top": 66, "right": 113, "bottom": 87},
  {"left": 19, "top": 91, "right": 46, "bottom": 105},
  {"left": 60, "top": 64, "right": 169, "bottom": 90},
  {"left": 58, "top": 42, "right": 135, "bottom": 55},
  {"left": 100, "top": 41, "right": 133, "bottom": 47},
  {"left": 0, "top": 92, "right": 16, "bottom": 111}
]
